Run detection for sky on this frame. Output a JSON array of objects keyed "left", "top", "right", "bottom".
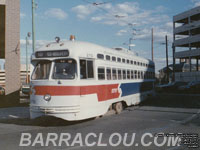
[{"left": 1, "top": 0, "right": 200, "bottom": 72}]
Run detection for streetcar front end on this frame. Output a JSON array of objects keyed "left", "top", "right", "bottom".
[{"left": 30, "top": 49, "right": 82, "bottom": 121}]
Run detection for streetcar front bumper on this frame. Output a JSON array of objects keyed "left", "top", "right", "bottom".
[
  {"left": 30, "top": 94, "right": 81, "bottom": 120},
  {"left": 30, "top": 105, "right": 80, "bottom": 114}
]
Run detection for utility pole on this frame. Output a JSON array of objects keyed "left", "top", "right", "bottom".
[
  {"left": 165, "top": 35, "right": 169, "bottom": 83},
  {"left": 172, "top": 43, "right": 175, "bottom": 81},
  {"left": 151, "top": 28, "right": 154, "bottom": 61},
  {"left": 32, "top": 0, "right": 36, "bottom": 53}
]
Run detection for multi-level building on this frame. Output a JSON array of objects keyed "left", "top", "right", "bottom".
[{"left": 173, "top": 6, "right": 200, "bottom": 81}]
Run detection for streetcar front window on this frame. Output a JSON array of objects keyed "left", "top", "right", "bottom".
[
  {"left": 32, "top": 60, "right": 51, "bottom": 80},
  {"left": 52, "top": 59, "right": 76, "bottom": 80}
]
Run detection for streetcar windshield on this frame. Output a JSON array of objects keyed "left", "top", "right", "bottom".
[
  {"left": 52, "top": 59, "right": 76, "bottom": 80},
  {"left": 32, "top": 60, "right": 52, "bottom": 80}
]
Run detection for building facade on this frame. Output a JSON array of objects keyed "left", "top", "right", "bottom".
[
  {"left": 173, "top": 6, "right": 200, "bottom": 82},
  {"left": 0, "top": 0, "right": 20, "bottom": 97}
]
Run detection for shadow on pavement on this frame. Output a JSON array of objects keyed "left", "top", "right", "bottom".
[
  {"left": 0, "top": 116, "right": 94, "bottom": 127},
  {"left": 0, "top": 102, "right": 29, "bottom": 109},
  {"left": 140, "top": 93, "right": 200, "bottom": 109}
]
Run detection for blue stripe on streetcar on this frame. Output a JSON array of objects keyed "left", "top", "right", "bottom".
[{"left": 120, "top": 81, "right": 154, "bottom": 97}]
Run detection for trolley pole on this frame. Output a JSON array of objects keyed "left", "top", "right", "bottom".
[{"left": 32, "top": 0, "right": 36, "bottom": 53}]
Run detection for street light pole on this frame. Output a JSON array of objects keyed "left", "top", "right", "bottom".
[
  {"left": 26, "top": 36, "right": 28, "bottom": 83},
  {"left": 32, "top": 0, "right": 36, "bottom": 53},
  {"left": 26, "top": 32, "right": 31, "bottom": 84}
]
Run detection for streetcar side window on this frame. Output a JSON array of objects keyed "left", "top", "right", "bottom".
[
  {"left": 123, "top": 70, "right": 126, "bottom": 80},
  {"left": 134, "top": 70, "right": 137, "bottom": 79},
  {"left": 106, "top": 55, "right": 110, "bottom": 61},
  {"left": 122, "top": 59, "right": 125, "bottom": 63},
  {"left": 80, "top": 60, "right": 87, "bottom": 79},
  {"left": 131, "top": 70, "right": 134, "bottom": 79},
  {"left": 127, "top": 60, "right": 129, "bottom": 64},
  {"left": 97, "top": 54, "right": 104, "bottom": 59},
  {"left": 131, "top": 61, "right": 133, "bottom": 64},
  {"left": 112, "top": 56, "right": 116, "bottom": 62},
  {"left": 127, "top": 70, "right": 130, "bottom": 79},
  {"left": 87, "top": 60, "right": 94, "bottom": 78},
  {"left": 80, "top": 59, "right": 94, "bottom": 79},
  {"left": 106, "top": 68, "right": 111, "bottom": 80},
  {"left": 112, "top": 68, "right": 117, "bottom": 80},
  {"left": 134, "top": 61, "right": 136, "bottom": 65},
  {"left": 117, "top": 57, "right": 121, "bottom": 62},
  {"left": 118, "top": 69, "right": 122, "bottom": 80},
  {"left": 98, "top": 68, "right": 105, "bottom": 80},
  {"left": 138, "top": 71, "right": 141, "bottom": 79}
]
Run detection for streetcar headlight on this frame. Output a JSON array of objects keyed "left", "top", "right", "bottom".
[{"left": 44, "top": 94, "right": 51, "bottom": 101}]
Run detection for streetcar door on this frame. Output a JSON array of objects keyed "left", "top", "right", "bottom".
[{"left": 79, "top": 59, "right": 95, "bottom": 96}]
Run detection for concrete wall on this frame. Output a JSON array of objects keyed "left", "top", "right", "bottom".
[
  {"left": 4, "top": 0, "right": 21, "bottom": 95},
  {"left": 0, "top": 0, "right": 5, "bottom": 5}
]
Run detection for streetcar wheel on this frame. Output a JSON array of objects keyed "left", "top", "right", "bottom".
[{"left": 114, "top": 102, "right": 123, "bottom": 114}]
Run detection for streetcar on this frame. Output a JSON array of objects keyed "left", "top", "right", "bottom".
[{"left": 30, "top": 36, "right": 155, "bottom": 121}]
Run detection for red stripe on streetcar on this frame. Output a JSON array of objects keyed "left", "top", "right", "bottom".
[
  {"left": 34, "top": 84, "right": 120, "bottom": 101},
  {"left": 34, "top": 86, "right": 80, "bottom": 96}
]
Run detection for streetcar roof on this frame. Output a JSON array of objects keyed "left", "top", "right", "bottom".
[{"left": 34, "top": 40, "right": 154, "bottom": 64}]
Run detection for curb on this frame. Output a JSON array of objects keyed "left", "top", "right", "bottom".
[{"left": 181, "top": 110, "right": 200, "bottom": 125}]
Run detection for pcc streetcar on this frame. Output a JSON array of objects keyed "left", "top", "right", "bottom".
[{"left": 30, "top": 36, "right": 155, "bottom": 121}]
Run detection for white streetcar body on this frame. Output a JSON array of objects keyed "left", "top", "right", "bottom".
[{"left": 30, "top": 40, "right": 155, "bottom": 121}]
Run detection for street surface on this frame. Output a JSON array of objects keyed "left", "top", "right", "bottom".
[{"left": 0, "top": 98, "right": 199, "bottom": 150}]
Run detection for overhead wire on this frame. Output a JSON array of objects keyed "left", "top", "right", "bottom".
[{"left": 82, "top": 0, "right": 140, "bottom": 48}]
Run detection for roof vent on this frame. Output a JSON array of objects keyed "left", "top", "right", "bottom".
[
  {"left": 114, "top": 47, "right": 123, "bottom": 51},
  {"left": 70, "top": 35, "right": 76, "bottom": 41},
  {"left": 55, "top": 37, "right": 60, "bottom": 43}
]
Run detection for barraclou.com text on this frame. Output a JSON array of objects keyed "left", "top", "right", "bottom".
[{"left": 19, "top": 132, "right": 181, "bottom": 147}]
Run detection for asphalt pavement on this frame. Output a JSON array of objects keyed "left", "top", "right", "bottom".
[{"left": 0, "top": 98, "right": 199, "bottom": 150}]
